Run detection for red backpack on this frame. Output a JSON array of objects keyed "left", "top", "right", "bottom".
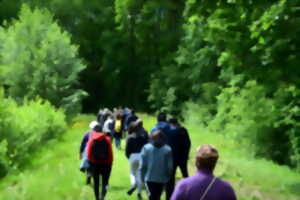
[{"left": 86, "top": 131, "right": 113, "bottom": 165}]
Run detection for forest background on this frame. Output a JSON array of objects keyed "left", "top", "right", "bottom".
[{"left": 0, "top": 0, "right": 299, "bottom": 184}]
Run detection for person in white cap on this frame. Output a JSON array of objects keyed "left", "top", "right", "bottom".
[{"left": 79, "top": 120, "right": 99, "bottom": 184}]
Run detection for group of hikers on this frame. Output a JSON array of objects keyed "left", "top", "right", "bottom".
[{"left": 79, "top": 108, "right": 237, "bottom": 200}]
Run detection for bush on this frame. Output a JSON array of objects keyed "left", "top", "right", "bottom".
[
  {"left": 0, "top": 5, "right": 87, "bottom": 116},
  {"left": 0, "top": 88, "right": 67, "bottom": 177},
  {"left": 185, "top": 80, "right": 300, "bottom": 170}
]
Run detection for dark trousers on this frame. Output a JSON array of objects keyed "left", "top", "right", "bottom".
[
  {"left": 177, "top": 159, "right": 189, "bottom": 178},
  {"left": 114, "top": 132, "right": 122, "bottom": 149},
  {"left": 89, "top": 164, "right": 112, "bottom": 200},
  {"left": 146, "top": 182, "right": 164, "bottom": 200},
  {"left": 166, "top": 160, "right": 189, "bottom": 200}
]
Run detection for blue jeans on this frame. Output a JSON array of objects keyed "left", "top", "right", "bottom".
[{"left": 115, "top": 137, "right": 121, "bottom": 149}]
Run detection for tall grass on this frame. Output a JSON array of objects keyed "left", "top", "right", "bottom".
[{"left": 0, "top": 114, "right": 299, "bottom": 200}]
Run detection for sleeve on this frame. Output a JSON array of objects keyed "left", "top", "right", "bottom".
[
  {"left": 184, "top": 128, "right": 191, "bottom": 158},
  {"left": 111, "top": 120, "right": 115, "bottom": 132},
  {"left": 79, "top": 133, "right": 89, "bottom": 154},
  {"left": 107, "top": 136, "right": 113, "bottom": 164},
  {"left": 223, "top": 183, "right": 237, "bottom": 200},
  {"left": 139, "top": 147, "right": 147, "bottom": 182},
  {"left": 170, "top": 180, "right": 186, "bottom": 200},
  {"left": 150, "top": 127, "right": 157, "bottom": 136},
  {"left": 125, "top": 137, "right": 132, "bottom": 159},
  {"left": 167, "top": 148, "right": 173, "bottom": 177}
]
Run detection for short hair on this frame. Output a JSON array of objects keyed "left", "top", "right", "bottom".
[
  {"left": 116, "top": 113, "right": 122, "bottom": 120},
  {"left": 128, "top": 121, "right": 137, "bottom": 134},
  {"left": 196, "top": 145, "right": 219, "bottom": 171},
  {"left": 135, "top": 119, "right": 143, "bottom": 128},
  {"left": 150, "top": 130, "right": 165, "bottom": 145},
  {"left": 93, "top": 124, "right": 102, "bottom": 132},
  {"left": 169, "top": 117, "right": 178, "bottom": 125},
  {"left": 157, "top": 112, "right": 167, "bottom": 122}
]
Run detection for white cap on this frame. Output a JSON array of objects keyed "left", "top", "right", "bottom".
[{"left": 89, "top": 121, "right": 99, "bottom": 129}]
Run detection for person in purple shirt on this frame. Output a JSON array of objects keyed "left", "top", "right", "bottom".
[{"left": 171, "top": 145, "right": 237, "bottom": 200}]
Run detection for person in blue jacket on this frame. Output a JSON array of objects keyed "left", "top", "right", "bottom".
[{"left": 140, "top": 130, "right": 173, "bottom": 200}]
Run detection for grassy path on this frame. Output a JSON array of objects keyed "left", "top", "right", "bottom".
[{"left": 0, "top": 114, "right": 299, "bottom": 200}]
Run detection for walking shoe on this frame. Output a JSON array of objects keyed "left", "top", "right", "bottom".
[
  {"left": 137, "top": 193, "right": 142, "bottom": 200},
  {"left": 86, "top": 176, "right": 91, "bottom": 185},
  {"left": 127, "top": 186, "right": 136, "bottom": 195}
]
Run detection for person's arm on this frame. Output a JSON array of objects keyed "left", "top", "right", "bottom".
[
  {"left": 107, "top": 136, "right": 114, "bottom": 164},
  {"left": 139, "top": 147, "right": 147, "bottom": 183},
  {"left": 223, "top": 183, "right": 237, "bottom": 200},
  {"left": 181, "top": 127, "right": 191, "bottom": 159},
  {"left": 125, "top": 137, "right": 133, "bottom": 159},
  {"left": 79, "top": 133, "right": 89, "bottom": 159},
  {"left": 111, "top": 120, "right": 115, "bottom": 133},
  {"left": 185, "top": 128, "right": 191, "bottom": 158},
  {"left": 150, "top": 127, "right": 156, "bottom": 136},
  {"left": 167, "top": 147, "right": 173, "bottom": 177}
]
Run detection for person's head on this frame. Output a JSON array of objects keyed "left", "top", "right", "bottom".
[
  {"left": 128, "top": 121, "right": 137, "bottom": 134},
  {"left": 135, "top": 119, "right": 143, "bottom": 129},
  {"left": 157, "top": 112, "right": 167, "bottom": 122},
  {"left": 116, "top": 113, "right": 122, "bottom": 120},
  {"left": 196, "top": 145, "right": 219, "bottom": 171},
  {"left": 169, "top": 117, "right": 178, "bottom": 125},
  {"left": 89, "top": 121, "right": 99, "bottom": 129},
  {"left": 108, "top": 114, "right": 113, "bottom": 119},
  {"left": 93, "top": 124, "right": 102, "bottom": 132},
  {"left": 150, "top": 130, "right": 165, "bottom": 147}
]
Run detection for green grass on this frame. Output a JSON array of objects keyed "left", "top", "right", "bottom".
[{"left": 0, "top": 114, "right": 299, "bottom": 200}]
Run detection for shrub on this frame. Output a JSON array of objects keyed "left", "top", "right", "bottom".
[
  {"left": 0, "top": 88, "right": 67, "bottom": 177},
  {"left": 185, "top": 80, "right": 300, "bottom": 170}
]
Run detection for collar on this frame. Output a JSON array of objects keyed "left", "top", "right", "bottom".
[{"left": 197, "top": 168, "right": 213, "bottom": 176}]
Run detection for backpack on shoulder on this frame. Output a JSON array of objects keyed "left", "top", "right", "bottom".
[
  {"left": 115, "top": 119, "right": 122, "bottom": 133},
  {"left": 87, "top": 132, "right": 112, "bottom": 164}
]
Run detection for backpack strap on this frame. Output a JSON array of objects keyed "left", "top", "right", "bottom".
[{"left": 199, "top": 176, "right": 217, "bottom": 200}]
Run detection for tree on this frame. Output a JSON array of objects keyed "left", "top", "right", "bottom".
[{"left": 0, "top": 5, "right": 87, "bottom": 116}]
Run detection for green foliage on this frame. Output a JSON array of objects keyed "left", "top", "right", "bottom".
[
  {"left": 0, "top": 5, "right": 87, "bottom": 116},
  {"left": 115, "top": 0, "right": 185, "bottom": 111},
  {"left": 147, "top": 0, "right": 300, "bottom": 168},
  {"left": 209, "top": 81, "right": 279, "bottom": 157},
  {"left": 273, "top": 86, "right": 300, "bottom": 169},
  {"left": 0, "top": 0, "right": 299, "bottom": 170},
  {"left": 0, "top": 88, "right": 67, "bottom": 177}
]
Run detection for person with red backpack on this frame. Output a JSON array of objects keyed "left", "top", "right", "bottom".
[
  {"left": 79, "top": 120, "right": 99, "bottom": 184},
  {"left": 86, "top": 124, "right": 113, "bottom": 200}
]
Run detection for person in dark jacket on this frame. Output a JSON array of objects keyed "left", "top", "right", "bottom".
[
  {"left": 125, "top": 121, "right": 149, "bottom": 199},
  {"left": 136, "top": 119, "right": 149, "bottom": 139},
  {"left": 125, "top": 109, "right": 139, "bottom": 131},
  {"left": 169, "top": 117, "right": 191, "bottom": 176},
  {"left": 171, "top": 145, "right": 236, "bottom": 200},
  {"left": 165, "top": 117, "right": 191, "bottom": 200},
  {"left": 140, "top": 130, "right": 173, "bottom": 200},
  {"left": 150, "top": 112, "right": 172, "bottom": 146}
]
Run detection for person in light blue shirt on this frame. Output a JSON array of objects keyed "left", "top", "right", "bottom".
[{"left": 140, "top": 130, "right": 173, "bottom": 200}]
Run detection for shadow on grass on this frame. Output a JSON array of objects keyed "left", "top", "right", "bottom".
[
  {"left": 109, "top": 185, "right": 128, "bottom": 191},
  {"left": 287, "top": 182, "right": 300, "bottom": 196}
]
